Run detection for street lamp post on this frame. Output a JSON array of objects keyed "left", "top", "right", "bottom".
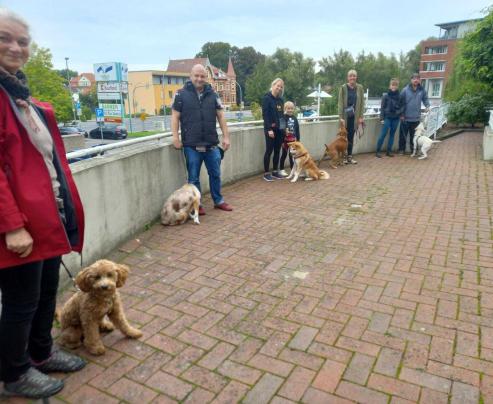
[
  {"left": 65, "top": 57, "right": 77, "bottom": 121},
  {"left": 234, "top": 80, "right": 243, "bottom": 110},
  {"left": 127, "top": 82, "right": 149, "bottom": 133}
]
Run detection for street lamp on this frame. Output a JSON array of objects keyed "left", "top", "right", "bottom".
[
  {"left": 65, "top": 57, "right": 77, "bottom": 121},
  {"left": 234, "top": 80, "right": 243, "bottom": 110},
  {"left": 127, "top": 82, "right": 149, "bottom": 133}
]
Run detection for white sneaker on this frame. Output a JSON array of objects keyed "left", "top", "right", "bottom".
[{"left": 278, "top": 170, "right": 289, "bottom": 177}]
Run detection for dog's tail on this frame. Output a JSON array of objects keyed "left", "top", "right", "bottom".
[{"left": 319, "top": 170, "right": 330, "bottom": 180}]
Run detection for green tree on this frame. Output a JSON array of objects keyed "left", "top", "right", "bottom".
[
  {"left": 196, "top": 41, "right": 232, "bottom": 70},
  {"left": 79, "top": 86, "right": 98, "bottom": 113},
  {"left": 245, "top": 48, "right": 315, "bottom": 106},
  {"left": 230, "top": 46, "right": 265, "bottom": 103},
  {"left": 460, "top": 9, "right": 493, "bottom": 86},
  {"left": 23, "top": 43, "right": 73, "bottom": 122},
  {"left": 55, "top": 68, "right": 78, "bottom": 87}
]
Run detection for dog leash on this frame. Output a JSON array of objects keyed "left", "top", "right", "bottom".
[{"left": 61, "top": 260, "right": 80, "bottom": 291}]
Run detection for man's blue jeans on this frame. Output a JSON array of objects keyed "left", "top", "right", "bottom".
[
  {"left": 183, "top": 146, "right": 223, "bottom": 205},
  {"left": 377, "top": 117, "right": 399, "bottom": 153}
]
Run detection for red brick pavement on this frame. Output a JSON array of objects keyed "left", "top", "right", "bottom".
[{"left": 2, "top": 132, "right": 493, "bottom": 403}]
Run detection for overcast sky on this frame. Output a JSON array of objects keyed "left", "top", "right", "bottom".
[{"left": 2, "top": 0, "right": 491, "bottom": 73}]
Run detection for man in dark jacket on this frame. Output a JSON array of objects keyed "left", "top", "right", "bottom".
[
  {"left": 172, "top": 64, "right": 232, "bottom": 213},
  {"left": 399, "top": 73, "right": 430, "bottom": 155}
]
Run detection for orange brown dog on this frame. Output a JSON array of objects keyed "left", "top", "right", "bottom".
[
  {"left": 57, "top": 260, "right": 143, "bottom": 355},
  {"left": 287, "top": 141, "right": 330, "bottom": 182},
  {"left": 318, "top": 125, "right": 348, "bottom": 168}
]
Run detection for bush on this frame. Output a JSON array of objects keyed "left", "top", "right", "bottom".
[
  {"left": 251, "top": 101, "right": 262, "bottom": 120},
  {"left": 447, "top": 95, "right": 490, "bottom": 128}
]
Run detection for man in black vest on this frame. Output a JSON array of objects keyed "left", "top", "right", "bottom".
[{"left": 171, "top": 64, "right": 232, "bottom": 214}]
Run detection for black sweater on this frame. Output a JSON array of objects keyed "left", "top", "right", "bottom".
[
  {"left": 380, "top": 89, "right": 402, "bottom": 120},
  {"left": 284, "top": 114, "right": 300, "bottom": 141},
  {"left": 262, "top": 92, "right": 284, "bottom": 132}
]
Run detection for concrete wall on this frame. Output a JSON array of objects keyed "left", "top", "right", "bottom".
[
  {"left": 62, "top": 134, "right": 86, "bottom": 152},
  {"left": 484, "top": 125, "right": 493, "bottom": 161},
  {"left": 63, "top": 117, "right": 388, "bottom": 275}
]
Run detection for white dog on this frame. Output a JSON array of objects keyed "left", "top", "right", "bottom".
[{"left": 411, "top": 122, "right": 441, "bottom": 160}]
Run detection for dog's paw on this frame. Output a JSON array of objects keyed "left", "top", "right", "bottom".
[
  {"left": 99, "top": 323, "right": 115, "bottom": 333},
  {"left": 87, "top": 344, "right": 106, "bottom": 356},
  {"left": 126, "top": 328, "right": 144, "bottom": 339},
  {"left": 418, "top": 156, "right": 426, "bottom": 160},
  {"left": 290, "top": 179, "right": 297, "bottom": 183},
  {"left": 194, "top": 219, "right": 200, "bottom": 225}
]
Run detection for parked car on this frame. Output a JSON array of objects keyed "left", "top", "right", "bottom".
[
  {"left": 59, "top": 125, "right": 89, "bottom": 138},
  {"left": 89, "top": 124, "right": 128, "bottom": 140},
  {"left": 302, "top": 109, "right": 318, "bottom": 118}
]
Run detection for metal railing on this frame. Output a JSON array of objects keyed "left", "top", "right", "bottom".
[{"left": 426, "top": 103, "right": 449, "bottom": 139}]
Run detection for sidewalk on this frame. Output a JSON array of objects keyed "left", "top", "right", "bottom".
[{"left": 3, "top": 131, "right": 493, "bottom": 403}]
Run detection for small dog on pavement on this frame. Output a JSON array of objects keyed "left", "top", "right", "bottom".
[
  {"left": 161, "top": 184, "right": 201, "bottom": 225},
  {"left": 318, "top": 125, "right": 348, "bottom": 168},
  {"left": 411, "top": 122, "right": 441, "bottom": 160},
  {"left": 287, "top": 141, "right": 330, "bottom": 182},
  {"left": 57, "top": 260, "right": 143, "bottom": 355}
]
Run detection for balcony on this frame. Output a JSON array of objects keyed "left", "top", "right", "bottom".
[{"left": 4, "top": 110, "right": 492, "bottom": 403}]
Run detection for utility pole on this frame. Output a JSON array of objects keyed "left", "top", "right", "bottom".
[{"left": 65, "top": 57, "right": 77, "bottom": 121}]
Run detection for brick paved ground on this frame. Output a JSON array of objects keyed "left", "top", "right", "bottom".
[{"left": 3, "top": 131, "right": 493, "bottom": 403}]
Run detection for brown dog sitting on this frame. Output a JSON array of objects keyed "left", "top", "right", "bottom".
[
  {"left": 58, "top": 260, "right": 143, "bottom": 355},
  {"left": 287, "top": 141, "right": 330, "bottom": 182},
  {"left": 318, "top": 125, "right": 348, "bottom": 168}
]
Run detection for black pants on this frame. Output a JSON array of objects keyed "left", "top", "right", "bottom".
[
  {"left": 346, "top": 117, "right": 355, "bottom": 156},
  {"left": 280, "top": 147, "right": 294, "bottom": 170},
  {"left": 263, "top": 130, "right": 283, "bottom": 173},
  {"left": 399, "top": 121, "right": 419, "bottom": 153},
  {"left": 0, "top": 257, "right": 60, "bottom": 382}
]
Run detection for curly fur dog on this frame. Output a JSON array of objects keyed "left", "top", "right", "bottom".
[
  {"left": 57, "top": 260, "right": 143, "bottom": 355},
  {"left": 318, "top": 125, "right": 348, "bottom": 168},
  {"left": 161, "top": 183, "right": 201, "bottom": 226},
  {"left": 287, "top": 141, "right": 330, "bottom": 182}
]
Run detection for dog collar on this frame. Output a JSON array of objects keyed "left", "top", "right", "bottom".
[{"left": 294, "top": 152, "right": 308, "bottom": 159}]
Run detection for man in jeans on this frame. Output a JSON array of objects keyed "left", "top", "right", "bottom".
[
  {"left": 399, "top": 73, "right": 430, "bottom": 155},
  {"left": 172, "top": 64, "right": 232, "bottom": 213}
]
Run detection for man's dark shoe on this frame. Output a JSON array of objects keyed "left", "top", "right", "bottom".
[
  {"left": 198, "top": 206, "right": 206, "bottom": 216},
  {"left": 376, "top": 152, "right": 382, "bottom": 158},
  {"left": 386, "top": 152, "right": 394, "bottom": 157},
  {"left": 3, "top": 367, "right": 64, "bottom": 399},
  {"left": 271, "top": 171, "right": 285, "bottom": 179},
  {"left": 214, "top": 202, "right": 233, "bottom": 211},
  {"left": 33, "top": 350, "right": 86, "bottom": 374}
]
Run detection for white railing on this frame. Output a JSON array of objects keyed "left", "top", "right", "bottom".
[{"left": 426, "top": 103, "right": 449, "bottom": 139}]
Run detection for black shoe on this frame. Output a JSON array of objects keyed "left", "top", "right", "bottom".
[
  {"left": 3, "top": 367, "right": 64, "bottom": 399},
  {"left": 34, "top": 350, "right": 86, "bottom": 374},
  {"left": 376, "top": 152, "right": 382, "bottom": 158},
  {"left": 386, "top": 153, "right": 394, "bottom": 157},
  {"left": 271, "top": 171, "right": 285, "bottom": 179}
]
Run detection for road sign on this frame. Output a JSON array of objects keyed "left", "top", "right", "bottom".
[
  {"left": 95, "top": 108, "right": 104, "bottom": 122},
  {"left": 97, "top": 92, "right": 121, "bottom": 100},
  {"left": 75, "top": 101, "right": 81, "bottom": 109},
  {"left": 97, "top": 82, "right": 128, "bottom": 93},
  {"left": 99, "top": 103, "right": 122, "bottom": 117}
]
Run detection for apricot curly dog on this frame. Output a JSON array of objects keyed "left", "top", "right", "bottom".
[{"left": 57, "top": 260, "right": 143, "bottom": 355}]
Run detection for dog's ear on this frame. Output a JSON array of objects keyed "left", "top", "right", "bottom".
[
  {"left": 115, "top": 264, "right": 130, "bottom": 288},
  {"left": 75, "top": 265, "right": 94, "bottom": 292}
]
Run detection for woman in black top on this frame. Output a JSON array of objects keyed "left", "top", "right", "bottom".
[{"left": 261, "top": 78, "right": 285, "bottom": 181}]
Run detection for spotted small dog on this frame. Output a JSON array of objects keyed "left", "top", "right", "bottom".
[{"left": 161, "top": 184, "right": 201, "bottom": 225}]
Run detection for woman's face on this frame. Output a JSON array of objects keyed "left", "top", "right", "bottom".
[
  {"left": 0, "top": 19, "right": 30, "bottom": 74},
  {"left": 271, "top": 80, "right": 284, "bottom": 97},
  {"left": 347, "top": 73, "right": 357, "bottom": 86}
]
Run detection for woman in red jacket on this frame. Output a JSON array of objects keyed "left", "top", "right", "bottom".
[{"left": 0, "top": 9, "right": 86, "bottom": 399}]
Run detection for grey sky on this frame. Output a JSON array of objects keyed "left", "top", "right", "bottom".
[{"left": 2, "top": 0, "right": 491, "bottom": 73}]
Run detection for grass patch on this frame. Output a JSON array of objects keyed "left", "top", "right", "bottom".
[{"left": 128, "top": 130, "right": 163, "bottom": 138}]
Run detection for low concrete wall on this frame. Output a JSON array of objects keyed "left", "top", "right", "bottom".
[
  {"left": 483, "top": 126, "right": 493, "bottom": 161},
  {"left": 62, "top": 134, "right": 86, "bottom": 152},
  {"left": 63, "top": 117, "right": 387, "bottom": 275}
]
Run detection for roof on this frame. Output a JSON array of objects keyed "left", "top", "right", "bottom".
[
  {"left": 167, "top": 58, "right": 209, "bottom": 73},
  {"left": 435, "top": 18, "right": 482, "bottom": 29},
  {"left": 70, "top": 73, "right": 95, "bottom": 87},
  {"left": 227, "top": 57, "right": 236, "bottom": 77}
]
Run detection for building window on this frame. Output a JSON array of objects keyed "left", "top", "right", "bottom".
[
  {"left": 423, "top": 62, "right": 445, "bottom": 72},
  {"left": 167, "top": 77, "right": 172, "bottom": 84},
  {"left": 431, "top": 81, "right": 441, "bottom": 97},
  {"left": 424, "top": 46, "right": 448, "bottom": 54},
  {"left": 168, "top": 91, "right": 173, "bottom": 99}
]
